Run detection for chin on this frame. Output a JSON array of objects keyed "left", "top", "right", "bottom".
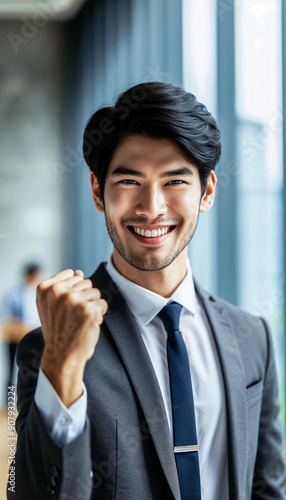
[{"left": 121, "top": 251, "right": 178, "bottom": 272}]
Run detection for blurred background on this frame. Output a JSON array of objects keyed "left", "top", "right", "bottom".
[{"left": 0, "top": 0, "right": 285, "bottom": 497}]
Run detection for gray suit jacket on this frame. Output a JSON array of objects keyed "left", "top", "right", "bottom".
[{"left": 8, "top": 263, "right": 286, "bottom": 499}]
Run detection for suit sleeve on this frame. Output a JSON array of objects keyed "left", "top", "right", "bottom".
[
  {"left": 7, "top": 328, "right": 93, "bottom": 500},
  {"left": 251, "top": 318, "right": 286, "bottom": 499}
]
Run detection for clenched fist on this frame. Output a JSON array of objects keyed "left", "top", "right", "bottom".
[{"left": 36, "top": 269, "right": 108, "bottom": 407}]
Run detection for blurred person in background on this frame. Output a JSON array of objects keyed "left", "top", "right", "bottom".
[
  {"left": 1, "top": 263, "right": 42, "bottom": 388},
  {"left": 8, "top": 83, "right": 286, "bottom": 500}
]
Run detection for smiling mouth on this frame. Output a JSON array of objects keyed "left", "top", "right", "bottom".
[{"left": 128, "top": 225, "right": 175, "bottom": 238}]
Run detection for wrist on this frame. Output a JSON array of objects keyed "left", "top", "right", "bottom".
[{"left": 41, "top": 357, "right": 85, "bottom": 408}]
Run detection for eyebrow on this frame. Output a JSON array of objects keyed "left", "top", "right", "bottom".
[{"left": 110, "top": 166, "right": 194, "bottom": 178}]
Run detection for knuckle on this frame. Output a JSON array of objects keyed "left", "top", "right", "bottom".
[
  {"left": 37, "top": 282, "right": 45, "bottom": 294},
  {"left": 92, "top": 289, "right": 101, "bottom": 299},
  {"left": 93, "top": 310, "right": 103, "bottom": 324},
  {"left": 65, "top": 292, "right": 77, "bottom": 306},
  {"left": 76, "top": 301, "right": 89, "bottom": 316},
  {"left": 84, "top": 279, "right": 93, "bottom": 288},
  {"left": 89, "top": 301, "right": 101, "bottom": 316},
  {"left": 50, "top": 283, "right": 61, "bottom": 297},
  {"left": 87, "top": 301, "right": 96, "bottom": 313},
  {"left": 100, "top": 298, "right": 108, "bottom": 313},
  {"left": 91, "top": 302, "right": 107, "bottom": 321}
]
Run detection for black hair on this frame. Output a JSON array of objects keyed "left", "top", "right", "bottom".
[
  {"left": 83, "top": 81, "right": 221, "bottom": 200},
  {"left": 23, "top": 263, "right": 41, "bottom": 279}
]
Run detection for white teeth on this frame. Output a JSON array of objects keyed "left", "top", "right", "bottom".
[{"left": 132, "top": 226, "right": 172, "bottom": 237}]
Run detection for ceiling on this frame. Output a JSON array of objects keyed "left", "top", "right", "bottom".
[{"left": 0, "top": 0, "right": 87, "bottom": 21}]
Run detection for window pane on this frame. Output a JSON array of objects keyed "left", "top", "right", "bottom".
[
  {"left": 235, "top": 0, "right": 285, "bottom": 425},
  {"left": 182, "top": 0, "right": 218, "bottom": 292}
]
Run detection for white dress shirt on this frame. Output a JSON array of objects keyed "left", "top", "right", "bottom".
[{"left": 35, "top": 257, "right": 229, "bottom": 500}]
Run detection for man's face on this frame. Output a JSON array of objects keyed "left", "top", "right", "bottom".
[{"left": 92, "top": 135, "right": 215, "bottom": 272}]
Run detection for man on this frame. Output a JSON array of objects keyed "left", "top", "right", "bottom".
[
  {"left": 9, "top": 83, "right": 286, "bottom": 500},
  {"left": 1, "top": 263, "right": 41, "bottom": 387}
]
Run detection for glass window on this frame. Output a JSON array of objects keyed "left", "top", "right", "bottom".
[
  {"left": 183, "top": 0, "right": 285, "bottom": 430},
  {"left": 182, "top": 0, "right": 218, "bottom": 292},
  {"left": 235, "top": 0, "right": 285, "bottom": 425}
]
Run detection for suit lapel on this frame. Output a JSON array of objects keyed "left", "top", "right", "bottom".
[
  {"left": 90, "top": 264, "right": 181, "bottom": 500},
  {"left": 194, "top": 281, "right": 248, "bottom": 500}
]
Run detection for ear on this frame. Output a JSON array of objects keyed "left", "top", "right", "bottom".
[
  {"left": 90, "top": 172, "right": 105, "bottom": 213},
  {"left": 199, "top": 170, "right": 216, "bottom": 213}
]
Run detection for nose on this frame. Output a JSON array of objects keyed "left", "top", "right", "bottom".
[{"left": 135, "top": 184, "right": 167, "bottom": 219}]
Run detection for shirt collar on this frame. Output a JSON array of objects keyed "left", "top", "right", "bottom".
[{"left": 106, "top": 256, "right": 197, "bottom": 326}]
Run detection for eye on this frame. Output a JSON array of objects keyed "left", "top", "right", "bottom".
[
  {"left": 119, "top": 179, "right": 139, "bottom": 185},
  {"left": 166, "top": 180, "right": 186, "bottom": 185}
]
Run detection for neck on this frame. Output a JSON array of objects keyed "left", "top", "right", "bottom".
[{"left": 111, "top": 248, "right": 188, "bottom": 297}]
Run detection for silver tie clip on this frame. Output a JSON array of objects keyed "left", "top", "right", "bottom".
[{"left": 174, "top": 445, "right": 200, "bottom": 453}]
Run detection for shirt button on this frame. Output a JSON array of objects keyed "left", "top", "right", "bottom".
[{"left": 59, "top": 416, "right": 69, "bottom": 424}]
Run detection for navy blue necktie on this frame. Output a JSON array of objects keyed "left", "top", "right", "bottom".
[{"left": 158, "top": 301, "right": 201, "bottom": 500}]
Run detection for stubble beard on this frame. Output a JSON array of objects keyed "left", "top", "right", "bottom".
[{"left": 104, "top": 211, "right": 200, "bottom": 272}]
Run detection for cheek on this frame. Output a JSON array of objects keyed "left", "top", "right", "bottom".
[
  {"left": 104, "top": 188, "right": 135, "bottom": 217},
  {"left": 169, "top": 191, "right": 200, "bottom": 214}
]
